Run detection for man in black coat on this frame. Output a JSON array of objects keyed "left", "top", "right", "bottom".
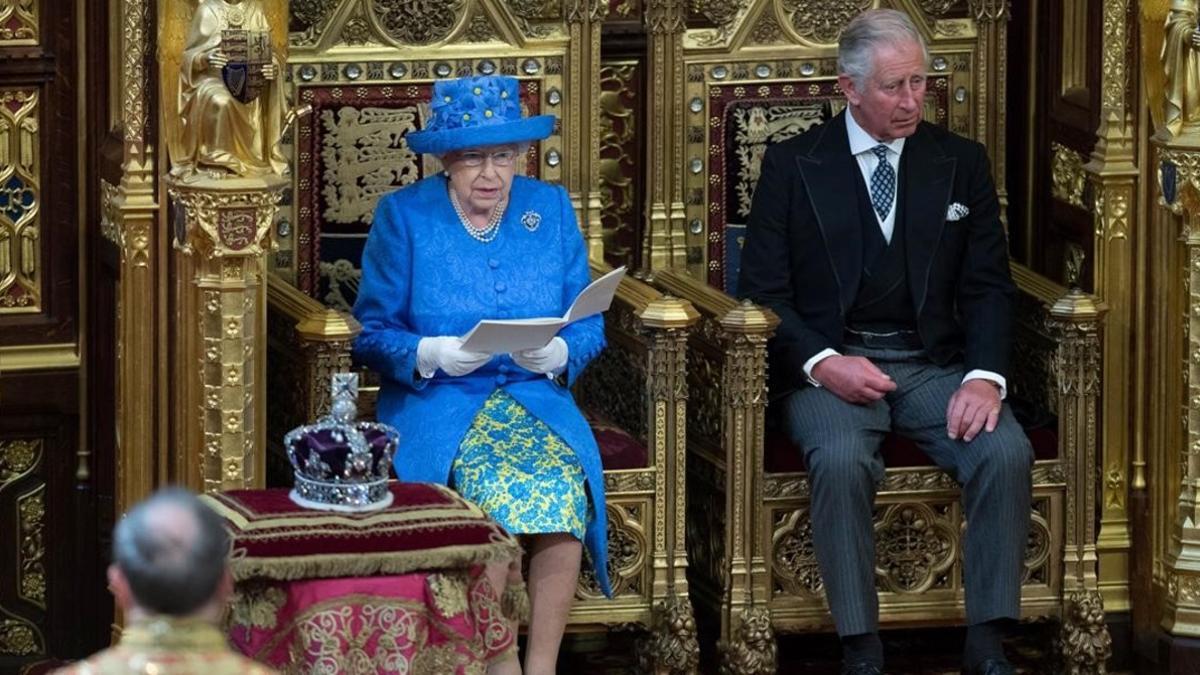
[{"left": 738, "top": 9, "right": 1031, "bottom": 675}]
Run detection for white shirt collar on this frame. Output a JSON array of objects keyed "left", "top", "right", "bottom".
[{"left": 844, "top": 107, "right": 906, "bottom": 158}]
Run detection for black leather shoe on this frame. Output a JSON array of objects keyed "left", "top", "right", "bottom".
[
  {"left": 841, "top": 663, "right": 883, "bottom": 675},
  {"left": 963, "top": 658, "right": 1016, "bottom": 675}
]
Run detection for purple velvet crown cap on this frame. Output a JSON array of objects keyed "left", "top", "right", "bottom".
[{"left": 284, "top": 373, "right": 399, "bottom": 512}]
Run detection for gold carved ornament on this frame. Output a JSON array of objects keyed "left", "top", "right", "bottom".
[
  {"left": 369, "top": 0, "right": 465, "bottom": 45},
  {"left": 1051, "top": 142, "right": 1088, "bottom": 209},
  {"left": 781, "top": 0, "right": 872, "bottom": 45},
  {"left": 0, "top": 0, "right": 37, "bottom": 44}
]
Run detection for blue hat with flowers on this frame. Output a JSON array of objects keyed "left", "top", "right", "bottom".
[{"left": 405, "top": 75, "right": 555, "bottom": 155}]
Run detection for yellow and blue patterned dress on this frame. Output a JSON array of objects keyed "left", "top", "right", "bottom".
[{"left": 451, "top": 390, "right": 589, "bottom": 540}]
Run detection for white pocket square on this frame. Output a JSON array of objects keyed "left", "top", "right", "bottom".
[{"left": 946, "top": 202, "right": 969, "bottom": 221}]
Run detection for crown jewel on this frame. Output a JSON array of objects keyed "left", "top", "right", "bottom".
[{"left": 285, "top": 373, "right": 399, "bottom": 512}]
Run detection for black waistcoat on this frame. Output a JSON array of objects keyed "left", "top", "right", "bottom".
[{"left": 845, "top": 153, "right": 919, "bottom": 333}]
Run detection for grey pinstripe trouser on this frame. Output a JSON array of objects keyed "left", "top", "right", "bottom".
[{"left": 781, "top": 346, "right": 1033, "bottom": 636}]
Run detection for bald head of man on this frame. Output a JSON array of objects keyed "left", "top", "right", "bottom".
[{"left": 108, "top": 488, "right": 232, "bottom": 621}]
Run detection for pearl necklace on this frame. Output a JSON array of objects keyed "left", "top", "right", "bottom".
[{"left": 449, "top": 187, "right": 505, "bottom": 243}]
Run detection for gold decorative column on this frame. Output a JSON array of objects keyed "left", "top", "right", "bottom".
[
  {"left": 566, "top": 0, "right": 609, "bottom": 263},
  {"left": 967, "top": 0, "right": 1010, "bottom": 225},
  {"left": 169, "top": 176, "right": 286, "bottom": 492},
  {"left": 1157, "top": 138, "right": 1200, "bottom": 637},
  {"left": 644, "top": 0, "right": 687, "bottom": 271},
  {"left": 114, "top": 0, "right": 161, "bottom": 515},
  {"left": 1085, "top": 0, "right": 1136, "bottom": 614},
  {"left": 637, "top": 293, "right": 701, "bottom": 674},
  {"left": 717, "top": 300, "right": 779, "bottom": 675},
  {"left": 1048, "top": 289, "right": 1114, "bottom": 672}
]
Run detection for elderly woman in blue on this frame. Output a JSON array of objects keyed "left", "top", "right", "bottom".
[{"left": 352, "top": 75, "right": 607, "bottom": 675}]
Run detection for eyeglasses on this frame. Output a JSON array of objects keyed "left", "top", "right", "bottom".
[{"left": 454, "top": 149, "right": 520, "bottom": 168}]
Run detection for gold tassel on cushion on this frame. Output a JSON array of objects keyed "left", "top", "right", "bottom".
[{"left": 501, "top": 580, "right": 531, "bottom": 624}]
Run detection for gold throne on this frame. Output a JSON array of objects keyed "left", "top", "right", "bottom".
[
  {"left": 263, "top": 2, "right": 702, "bottom": 670},
  {"left": 636, "top": 3, "right": 1111, "bottom": 673}
]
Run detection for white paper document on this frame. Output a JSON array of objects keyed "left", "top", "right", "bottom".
[{"left": 460, "top": 266, "right": 626, "bottom": 354}]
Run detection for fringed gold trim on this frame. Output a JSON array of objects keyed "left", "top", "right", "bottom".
[
  {"left": 228, "top": 540, "right": 520, "bottom": 582},
  {"left": 500, "top": 580, "right": 531, "bottom": 624}
]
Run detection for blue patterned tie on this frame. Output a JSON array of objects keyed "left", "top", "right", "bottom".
[{"left": 869, "top": 144, "right": 895, "bottom": 221}]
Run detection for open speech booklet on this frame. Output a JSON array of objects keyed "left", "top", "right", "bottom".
[{"left": 460, "top": 266, "right": 627, "bottom": 354}]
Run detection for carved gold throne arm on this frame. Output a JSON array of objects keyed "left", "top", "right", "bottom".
[
  {"left": 265, "top": 275, "right": 362, "bottom": 483},
  {"left": 652, "top": 269, "right": 780, "bottom": 673},
  {"left": 1012, "top": 265, "right": 1112, "bottom": 673}
]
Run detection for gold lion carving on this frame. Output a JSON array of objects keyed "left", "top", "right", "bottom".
[{"left": 718, "top": 607, "right": 777, "bottom": 675}]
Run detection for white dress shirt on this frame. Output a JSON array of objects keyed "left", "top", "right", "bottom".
[{"left": 802, "top": 110, "right": 1007, "bottom": 399}]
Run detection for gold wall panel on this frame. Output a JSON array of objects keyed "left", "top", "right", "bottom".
[
  {"left": 0, "top": 88, "right": 40, "bottom": 313},
  {"left": 0, "top": 0, "right": 38, "bottom": 46}
]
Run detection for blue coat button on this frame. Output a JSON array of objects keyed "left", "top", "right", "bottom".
[
  {"left": 488, "top": 258, "right": 500, "bottom": 269},
  {"left": 495, "top": 282, "right": 506, "bottom": 292},
  {"left": 496, "top": 374, "right": 507, "bottom": 385},
  {"left": 498, "top": 364, "right": 509, "bottom": 374}
]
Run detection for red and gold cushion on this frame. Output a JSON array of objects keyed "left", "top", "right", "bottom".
[
  {"left": 584, "top": 408, "right": 649, "bottom": 471},
  {"left": 201, "top": 482, "right": 518, "bottom": 582}
]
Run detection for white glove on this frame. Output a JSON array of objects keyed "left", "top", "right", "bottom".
[
  {"left": 416, "top": 337, "right": 491, "bottom": 378},
  {"left": 512, "top": 337, "right": 568, "bottom": 376}
]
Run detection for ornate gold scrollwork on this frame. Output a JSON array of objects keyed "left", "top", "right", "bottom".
[
  {"left": 689, "top": 0, "right": 745, "bottom": 29},
  {"left": 605, "top": 470, "right": 657, "bottom": 493},
  {"left": 578, "top": 502, "right": 648, "bottom": 598},
  {"left": 0, "top": 617, "right": 41, "bottom": 656},
  {"left": 747, "top": 11, "right": 785, "bottom": 46},
  {"left": 1052, "top": 142, "right": 1087, "bottom": 209},
  {"left": 368, "top": 0, "right": 465, "bottom": 45},
  {"left": 771, "top": 509, "right": 823, "bottom": 598},
  {"left": 780, "top": 0, "right": 871, "bottom": 45},
  {"left": 919, "top": 0, "right": 958, "bottom": 17},
  {"left": 0, "top": 439, "right": 38, "bottom": 485},
  {"left": 874, "top": 502, "right": 957, "bottom": 594},
  {"left": 18, "top": 485, "right": 45, "bottom": 609},
  {"left": 1024, "top": 507, "right": 1052, "bottom": 584},
  {"left": 514, "top": 0, "right": 563, "bottom": 35},
  {"left": 717, "top": 606, "right": 777, "bottom": 675}
]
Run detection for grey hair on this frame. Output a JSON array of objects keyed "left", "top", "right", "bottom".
[
  {"left": 112, "top": 487, "right": 231, "bottom": 616},
  {"left": 838, "top": 9, "right": 929, "bottom": 90}
]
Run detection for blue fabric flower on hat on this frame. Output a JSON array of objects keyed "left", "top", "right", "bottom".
[{"left": 407, "top": 75, "right": 554, "bottom": 155}]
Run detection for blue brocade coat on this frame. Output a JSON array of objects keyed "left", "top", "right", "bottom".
[{"left": 352, "top": 174, "right": 611, "bottom": 597}]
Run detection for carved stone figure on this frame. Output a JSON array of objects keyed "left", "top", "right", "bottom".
[
  {"left": 168, "top": 0, "right": 288, "bottom": 177},
  {"left": 1163, "top": 0, "right": 1200, "bottom": 137}
]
